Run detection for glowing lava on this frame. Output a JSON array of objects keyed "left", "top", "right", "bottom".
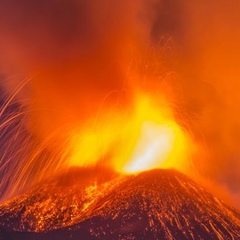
[
  {"left": 67, "top": 93, "right": 192, "bottom": 174},
  {"left": 123, "top": 122, "right": 179, "bottom": 173},
  {"left": 0, "top": 169, "right": 239, "bottom": 239}
]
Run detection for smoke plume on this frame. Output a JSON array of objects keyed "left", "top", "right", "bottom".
[{"left": 0, "top": 0, "right": 240, "bottom": 207}]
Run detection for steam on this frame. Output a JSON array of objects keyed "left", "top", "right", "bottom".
[{"left": 0, "top": 0, "right": 240, "bottom": 207}]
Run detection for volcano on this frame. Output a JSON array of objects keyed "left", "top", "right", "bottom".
[{"left": 0, "top": 169, "right": 239, "bottom": 240}]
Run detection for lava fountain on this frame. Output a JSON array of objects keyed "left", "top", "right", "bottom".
[{"left": 67, "top": 93, "right": 193, "bottom": 174}]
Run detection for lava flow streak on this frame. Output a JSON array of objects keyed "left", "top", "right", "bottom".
[{"left": 0, "top": 169, "right": 239, "bottom": 239}]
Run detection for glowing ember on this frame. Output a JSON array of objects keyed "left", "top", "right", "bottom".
[
  {"left": 0, "top": 169, "right": 239, "bottom": 239},
  {"left": 68, "top": 93, "right": 192, "bottom": 174}
]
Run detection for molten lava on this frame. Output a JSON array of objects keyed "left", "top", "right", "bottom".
[{"left": 67, "top": 93, "right": 192, "bottom": 174}]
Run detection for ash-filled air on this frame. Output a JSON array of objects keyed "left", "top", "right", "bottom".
[{"left": 0, "top": 0, "right": 240, "bottom": 209}]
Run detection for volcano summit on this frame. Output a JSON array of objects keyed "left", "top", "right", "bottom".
[{"left": 0, "top": 169, "right": 239, "bottom": 240}]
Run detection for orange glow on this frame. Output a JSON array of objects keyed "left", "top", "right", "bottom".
[
  {"left": 68, "top": 93, "right": 192, "bottom": 174},
  {"left": 1, "top": 1, "right": 240, "bottom": 208},
  {"left": 123, "top": 122, "right": 183, "bottom": 173}
]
